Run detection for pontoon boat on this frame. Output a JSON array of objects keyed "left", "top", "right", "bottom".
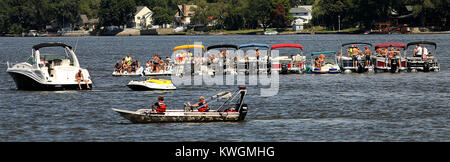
[
  {"left": 405, "top": 41, "right": 440, "bottom": 72},
  {"left": 337, "top": 42, "right": 374, "bottom": 73},
  {"left": 373, "top": 43, "right": 407, "bottom": 73},
  {"left": 206, "top": 44, "right": 239, "bottom": 75},
  {"left": 237, "top": 43, "right": 270, "bottom": 75},
  {"left": 270, "top": 44, "right": 306, "bottom": 74}
]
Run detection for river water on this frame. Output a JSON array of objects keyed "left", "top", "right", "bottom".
[{"left": 0, "top": 34, "right": 448, "bottom": 141}]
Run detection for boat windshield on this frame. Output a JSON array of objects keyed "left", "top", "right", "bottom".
[{"left": 37, "top": 47, "right": 74, "bottom": 67}]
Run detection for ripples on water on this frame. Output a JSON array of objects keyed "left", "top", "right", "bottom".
[{"left": 0, "top": 35, "right": 449, "bottom": 141}]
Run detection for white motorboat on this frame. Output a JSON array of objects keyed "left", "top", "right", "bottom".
[
  {"left": 143, "top": 64, "right": 173, "bottom": 76},
  {"left": 127, "top": 78, "right": 176, "bottom": 91},
  {"left": 6, "top": 42, "right": 92, "bottom": 90},
  {"left": 264, "top": 30, "right": 278, "bottom": 35}
]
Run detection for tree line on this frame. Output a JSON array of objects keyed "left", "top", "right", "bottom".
[
  {"left": 1, "top": 0, "right": 449, "bottom": 35},
  {"left": 312, "top": 0, "right": 450, "bottom": 30}
]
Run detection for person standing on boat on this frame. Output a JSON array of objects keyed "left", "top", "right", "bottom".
[
  {"left": 189, "top": 96, "right": 209, "bottom": 112},
  {"left": 75, "top": 69, "right": 90, "bottom": 90},
  {"left": 364, "top": 46, "right": 372, "bottom": 67},
  {"left": 152, "top": 96, "right": 167, "bottom": 113},
  {"left": 422, "top": 46, "right": 429, "bottom": 60},
  {"left": 153, "top": 53, "right": 161, "bottom": 73}
]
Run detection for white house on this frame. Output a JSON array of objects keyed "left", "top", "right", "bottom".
[
  {"left": 131, "top": 6, "right": 153, "bottom": 29},
  {"left": 290, "top": 6, "right": 313, "bottom": 31}
]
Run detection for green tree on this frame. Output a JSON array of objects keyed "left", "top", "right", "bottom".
[
  {"left": 99, "top": 0, "right": 136, "bottom": 28},
  {"left": 152, "top": 6, "right": 174, "bottom": 28}
]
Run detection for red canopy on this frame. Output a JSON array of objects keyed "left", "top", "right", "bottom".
[
  {"left": 375, "top": 43, "right": 406, "bottom": 49},
  {"left": 271, "top": 44, "right": 303, "bottom": 50}
]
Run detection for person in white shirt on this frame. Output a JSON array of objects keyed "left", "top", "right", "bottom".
[
  {"left": 422, "top": 46, "right": 429, "bottom": 59},
  {"left": 415, "top": 45, "right": 422, "bottom": 57}
]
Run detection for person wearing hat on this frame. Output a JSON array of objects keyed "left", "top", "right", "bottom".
[
  {"left": 188, "top": 96, "right": 209, "bottom": 112},
  {"left": 364, "top": 46, "right": 372, "bottom": 67}
]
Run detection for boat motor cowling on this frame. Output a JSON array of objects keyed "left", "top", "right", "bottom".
[
  {"left": 281, "top": 64, "right": 288, "bottom": 74},
  {"left": 390, "top": 58, "right": 398, "bottom": 73}
]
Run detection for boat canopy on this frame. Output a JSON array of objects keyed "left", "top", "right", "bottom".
[
  {"left": 311, "top": 51, "right": 337, "bottom": 55},
  {"left": 407, "top": 41, "right": 437, "bottom": 48},
  {"left": 375, "top": 43, "right": 406, "bottom": 49},
  {"left": 341, "top": 42, "right": 372, "bottom": 47},
  {"left": 33, "top": 42, "right": 72, "bottom": 50},
  {"left": 238, "top": 43, "right": 270, "bottom": 49},
  {"left": 207, "top": 44, "right": 238, "bottom": 51},
  {"left": 173, "top": 45, "right": 206, "bottom": 52},
  {"left": 270, "top": 44, "right": 303, "bottom": 50}
]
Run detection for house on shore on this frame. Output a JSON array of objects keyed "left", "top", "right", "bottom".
[
  {"left": 290, "top": 6, "right": 312, "bottom": 31},
  {"left": 131, "top": 6, "right": 153, "bottom": 29},
  {"left": 79, "top": 14, "right": 99, "bottom": 31},
  {"left": 175, "top": 5, "right": 197, "bottom": 27}
]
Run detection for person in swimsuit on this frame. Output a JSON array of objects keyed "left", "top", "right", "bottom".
[
  {"left": 365, "top": 46, "right": 372, "bottom": 67},
  {"left": 75, "top": 69, "right": 90, "bottom": 90},
  {"left": 153, "top": 53, "right": 161, "bottom": 73}
]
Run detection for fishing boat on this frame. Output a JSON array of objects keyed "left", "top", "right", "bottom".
[
  {"left": 112, "top": 87, "right": 248, "bottom": 123},
  {"left": 237, "top": 43, "right": 270, "bottom": 75},
  {"left": 373, "top": 43, "right": 407, "bottom": 73},
  {"left": 310, "top": 51, "right": 341, "bottom": 74},
  {"left": 127, "top": 78, "right": 176, "bottom": 91},
  {"left": 337, "top": 42, "right": 374, "bottom": 73},
  {"left": 206, "top": 44, "right": 239, "bottom": 75},
  {"left": 6, "top": 42, "right": 93, "bottom": 90},
  {"left": 270, "top": 44, "right": 306, "bottom": 74},
  {"left": 172, "top": 45, "right": 206, "bottom": 76},
  {"left": 405, "top": 41, "right": 440, "bottom": 72}
]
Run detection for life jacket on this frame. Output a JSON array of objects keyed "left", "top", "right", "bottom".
[
  {"left": 156, "top": 101, "right": 166, "bottom": 112},
  {"left": 198, "top": 101, "right": 209, "bottom": 112}
]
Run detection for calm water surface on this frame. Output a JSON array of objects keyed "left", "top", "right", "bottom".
[{"left": 0, "top": 34, "right": 449, "bottom": 141}]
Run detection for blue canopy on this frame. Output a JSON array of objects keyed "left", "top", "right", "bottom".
[
  {"left": 238, "top": 43, "right": 270, "bottom": 49},
  {"left": 311, "top": 51, "right": 337, "bottom": 55}
]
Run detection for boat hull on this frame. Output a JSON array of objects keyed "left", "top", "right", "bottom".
[
  {"left": 127, "top": 81, "right": 176, "bottom": 91},
  {"left": 8, "top": 71, "right": 92, "bottom": 91},
  {"left": 113, "top": 109, "right": 246, "bottom": 123}
]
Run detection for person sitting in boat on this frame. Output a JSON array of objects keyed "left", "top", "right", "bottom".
[
  {"left": 114, "top": 61, "right": 122, "bottom": 74},
  {"left": 318, "top": 54, "right": 326, "bottom": 65},
  {"left": 152, "top": 96, "right": 167, "bottom": 113},
  {"left": 365, "top": 46, "right": 372, "bottom": 67},
  {"left": 131, "top": 60, "right": 140, "bottom": 73},
  {"left": 122, "top": 58, "right": 129, "bottom": 74},
  {"left": 422, "top": 46, "right": 429, "bottom": 59},
  {"left": 414, "top": 44, "right": 422, "bottom": 57},
  {"left": 75, "top": 69, "right": 90, "bottom": 90},
  {"left": 189, "top": 96, "right": 209, "bottom": 112},
  {"left": 314, "top": 57, "right": 322, "bottom": 70},
  {"left": 376, "top": 48, "right": 382, "bottom": 56}
]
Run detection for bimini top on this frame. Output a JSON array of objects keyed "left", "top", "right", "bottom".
[
  {"left": 173, "top": 45, "right": 206, "bottom": 52},
  {"left": 407, "top": 41, "right": 437, "bottom": 48},
  {"left": 375, "top": 43, "right": 406, "bottom": 49},
  {"left": 311, "top": 51, "right": 337, "bottom": 55},
  {"left": 271, "top": 44, "right": 303, "bottom": 50},
  {"left": 341, "top": 42, "right": 372, "bottom": 47},
  {"left": 32, "top": 42, "right": 72, "bottom": 50},
  {"left": 206, "top": 44, "right": 238, "bottom": 51},
  {"left": 238, "top": 43, "right": 270, "bottom": 49}
]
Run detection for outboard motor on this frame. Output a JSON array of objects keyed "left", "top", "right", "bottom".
[
  {"left": 390, "top": 58, "right": 398, "bottom": 73},
  {"left": 423, "top": 62, "right": 430, "bottom": 72},
  {"left": 357, "top": 61, "right": 365, "bottom": 73},
  {"left": 238, "top": 104, "right": 248, "bottom": 121},
  {"left": 281, "top": 64, "right": 288, "bottom": 74}
]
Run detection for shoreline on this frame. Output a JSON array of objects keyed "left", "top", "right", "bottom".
[{"left": 2, "top": 30, "right": 450, "bottom": 37}]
